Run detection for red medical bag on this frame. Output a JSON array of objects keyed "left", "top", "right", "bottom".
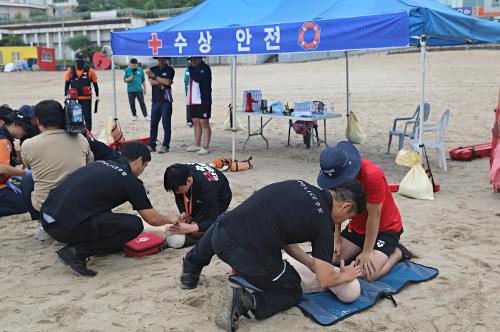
[{"left": 123, "top": 233, "right": 167, "bottom": 257}]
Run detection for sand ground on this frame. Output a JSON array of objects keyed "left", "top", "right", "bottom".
[{"left": 0, "top": 50, "right": 499, "bottom": 331}]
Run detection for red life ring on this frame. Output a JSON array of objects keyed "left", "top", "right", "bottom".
[{"left": 298, "top": 22, "right": 321, "bottom": 50}]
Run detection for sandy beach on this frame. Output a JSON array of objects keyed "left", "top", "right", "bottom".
[{"left": 0, "top": 50, "right": 499, "bottom": 331}]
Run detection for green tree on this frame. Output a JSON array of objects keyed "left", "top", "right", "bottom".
[
  {"left": 76, "top": 0, "right": 202, "bottom": 12},
  {"left": 67, "top": 35, "right": 100, "bottom": 63},
  {"left": 0, "top": 35, "right": 26, "bottom": 46}
]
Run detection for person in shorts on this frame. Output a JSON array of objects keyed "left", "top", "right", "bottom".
[
  {"left": 185, "top": 57, "right": 212, "bottom": 155},
  {"left": 317, "top": 141, "right": 410, "bottom": 282}
]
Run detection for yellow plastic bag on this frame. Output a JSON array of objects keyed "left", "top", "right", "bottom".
[
  {"left": 346, "top": 111, "right": 366, "bottom": 144},
  {"left": 396, "top": 149, "right": 434, "bottom": 200},
  {"left": 224, "top": 105, "right": 244, "bottom": 132}
]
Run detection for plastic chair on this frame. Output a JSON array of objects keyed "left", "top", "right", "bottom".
[
  {"left": 387, "top": 103, "right": 431, "bottom": 153},
  {"left": 410, "top": 109, "right": 452, "bottom": 172}
]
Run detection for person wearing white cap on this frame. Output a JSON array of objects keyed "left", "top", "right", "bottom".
[{"left": 317, "top": 141, "right": 411, "bottom": 282}]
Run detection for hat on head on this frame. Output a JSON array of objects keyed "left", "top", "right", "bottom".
[
  {"left": 153, "top": 56, "right": 170, "bottom": 59},
  {"left": 0, "top": 105, "right": 13, "bottom": 121},
  {"left": 5, "top": 111, "right": 33, "bottom": 129},
  {"left": 18, "top": 105, "right": 35, "bottom": 119},
  {"left": 75, "top": 52, "right": 87, "bottom": 60},
  {"left": 317, "top": 141, "right": 361, "bottom": 190}
]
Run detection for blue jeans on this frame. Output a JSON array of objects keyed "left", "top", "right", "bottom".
[{"left": 150, "top": 102, "right": 172, "bottom": 149}]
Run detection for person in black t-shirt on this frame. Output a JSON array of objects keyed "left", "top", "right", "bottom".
[
  {"left": 180, "top": 180, "right": 366, "bottom": 330},
  {"left": 146, "top": 57, "right": 175, "bottom": 153},
  {"left": 41, "top": 142, "right": 180, "bottom": 277},
  {"left": 163, "top": 163, "right": 232, "bottom": 244}
]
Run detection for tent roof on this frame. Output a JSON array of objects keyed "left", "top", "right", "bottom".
[{"left": 111, "top": 0, "right": 500, "bottom": 56}]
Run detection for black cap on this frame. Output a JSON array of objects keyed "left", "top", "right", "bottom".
[
  {"left": 75, "top": 52, "right": 87, "bottom": 60},
  {"left": 5, "top": 111, "right": 33, "bottom": 129},
  {"left": 130, "top": 58, "right": 138, "bottom": 64}
]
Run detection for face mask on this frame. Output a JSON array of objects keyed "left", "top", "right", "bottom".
[{"left": 76, "top": 60, "right": 85, "bottom": 69}]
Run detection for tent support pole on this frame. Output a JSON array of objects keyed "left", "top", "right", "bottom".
[
  {"left": 418, "top": 36, "right": 427, "bottom": 158},
  {"left": 231, "top": 56, "right": 237, "bottom": 161},
  {"left": 345, "top": 51, "right": 350, "bottom": 116},
  {"left": 111, "top": 55, "right": 117, "bottom": 119}
]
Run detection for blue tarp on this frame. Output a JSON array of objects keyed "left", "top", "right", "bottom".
[{"left": 111, "top": 0, "right": 500, "bottom": 56}]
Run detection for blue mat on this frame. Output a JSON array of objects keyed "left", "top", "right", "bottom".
[{"left": 229, "top": 261, "right": 438, "bottom": 326}]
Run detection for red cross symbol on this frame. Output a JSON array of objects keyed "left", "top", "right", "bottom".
[{"left": 148, "top": 33, "right": 163, "bottom": 55}]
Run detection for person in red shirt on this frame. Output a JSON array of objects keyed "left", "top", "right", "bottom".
[{"left": 317, "top": 141, "right": 410, "bottom": 281}]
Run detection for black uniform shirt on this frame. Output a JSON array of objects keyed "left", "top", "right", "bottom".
[
  {"left": 42, "top": 159, "right": 152, "bottom": 226},
  {"left": 150, "top": 64, "right": 175, "bottom": 103},
  {"left": 174, "top": 163, "right": 231, "bottom": 232},
  {"left": 221, "top": 180, "right": 334, "bottom": 265}
]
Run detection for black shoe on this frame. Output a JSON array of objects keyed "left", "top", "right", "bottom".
[
  {"left": 56, "top": 245, "right": 97, "bottom": 277},
  {"left": 397, "top": 243, "right": 413, "bottom": 261},
  {"left": 215, "top": 286, "right": 254, "bottom": 332},
  {"left": 180, "top": 271, "right": 200, "bottom": 289}
]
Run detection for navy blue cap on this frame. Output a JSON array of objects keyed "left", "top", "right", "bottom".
[
  {"left": 317, "top": 141, "right": 361, "bottom": 189},
  {"left": 18, "top": 105, "right": 35, "bottom": 119}
]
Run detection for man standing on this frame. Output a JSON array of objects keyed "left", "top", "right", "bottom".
[
  {"left": 124, "top": 58, "right": 150, "bottom": 122},
  {"left": 21, "top": 100, "right": 93, "bottom": 240},
  {"left": 64, "top": 52, "right": 99, "bottom": 131},
  {"left": 181, "top": 180, "right": 365, "bottom": 331},
  {"left": 0, "top": 111, "right": 32, "bottom": 217},
  {"left": 163, "top": 163, "right": 232, "bottom": 242},
  {"left": 317, "top": 141, "right": 406, "bottom": 282},
  {"left": 147, "top": 57, "right": 174, "bottom": 154},
  {"left": 41, "top": 142, "right": 181, "bottom": 276},
  {"left": 186, "top": 57, "right": 212, "bottom": 155}
]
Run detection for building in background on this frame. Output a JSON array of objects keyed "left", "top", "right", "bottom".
[
  {"left": 0, "top": 0, "right": 54, "bottom": 20},
  {"left": 0, "top": 45, "right": 55, "bottom": 70}
]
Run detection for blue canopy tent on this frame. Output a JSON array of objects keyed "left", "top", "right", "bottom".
[{"left": 111, "top": 0, "right": 500, "bottom": 160}]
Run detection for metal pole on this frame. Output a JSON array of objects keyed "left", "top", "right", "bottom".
[
  {"left": 418, "top": 36, "right": 427, "bottom": 157},
  {"left": 231, "top": 56, "right": 237, "bottom": 161},
  {"left": 61, "top": 15, "right": 66, "bottom": 68},
  {"left": 111, "top": 55, "right": 117, "bottom": 119},
  {"left": 345, "top": 50, "right": 350, "bottom": 116}
]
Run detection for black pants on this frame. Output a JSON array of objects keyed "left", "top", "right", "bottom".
[
  {"left": 186, "top": 105, "right": 192, "bottom": 123},
  {"left": 0, "top": 186, "right": 28, "bottom": 217},
  {"left": 128, "top": 92, "right": 148, "bottom": 117},
  {"left": 183, "top": 221, "right": 303, "bottom": 320},
  {"left": 20, "top": 174, "right": 40, "bottom": 221},
  {"left": 77, "top": 99, "right": 92, "bottom": 132},
  {"left": 43, "top": 211, "right": 143, "bottom": 257}
]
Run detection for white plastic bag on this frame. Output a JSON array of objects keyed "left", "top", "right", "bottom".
[
  {"left": 346, "top": 111, "right": 366, "bottom": 144},
  {"left": 396, "top": 149, "right": 434, "bottom": 200}
]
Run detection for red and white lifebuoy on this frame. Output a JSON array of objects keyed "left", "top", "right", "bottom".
[{"left": 298, "top": 22, "right": 321, "bottom": 50}]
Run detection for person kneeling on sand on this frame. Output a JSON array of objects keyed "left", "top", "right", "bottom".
[
  {"left": 41, "top": 142, "right": 181, "bottom": 276},
  {"left": 317, "top": 141, "right": 411, "bottom": 282},
  {"left": 180, "top": 179, "right": 365, "bottom": 331},
  {"left": 163, "top": 163, "right": 231, "bottom": 246}
]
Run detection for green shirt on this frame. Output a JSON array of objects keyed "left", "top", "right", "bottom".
[{"left": 124, "top": 66, "right": 145, "bottom": 93}]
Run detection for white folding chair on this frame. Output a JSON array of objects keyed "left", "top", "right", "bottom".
[{"left": 410, "top": 109, "right": 452, "bottom": 172}]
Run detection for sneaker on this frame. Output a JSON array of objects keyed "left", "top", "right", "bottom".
[
  {"left": 35, "top": 224, "right": 52, "bottom": 241},
  {"left": 198, "top": 147, "right": 209, "bottom": 155},
  {"left": 186, "top": 122, "right": 193, "bottom": 128},
  {"left": 132, "top": 116, "right": 138, "bottom": 121},
  {"left": 396, "top": 243, "right": 413, "bottom": 261},
  {"left": 215, "top": 286, "right": 254, "bottom": 331},
  {"left": 180, "top": 270, "right": 200, "bottom": 290},
  {"left": 158, "top": 146, "right": 169, "bottom": 154},
  {"left": 56, "top": 245, "right": 97, "bottom": 277},
  {"left": 145, "top": 116, "right": 151, "bottom": 122},
  {"left": 147, "top": 145, "right": 156, "bottom": 152},
  {"left": 186, "top": 146, "right": 201, "bottom": 152}
]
